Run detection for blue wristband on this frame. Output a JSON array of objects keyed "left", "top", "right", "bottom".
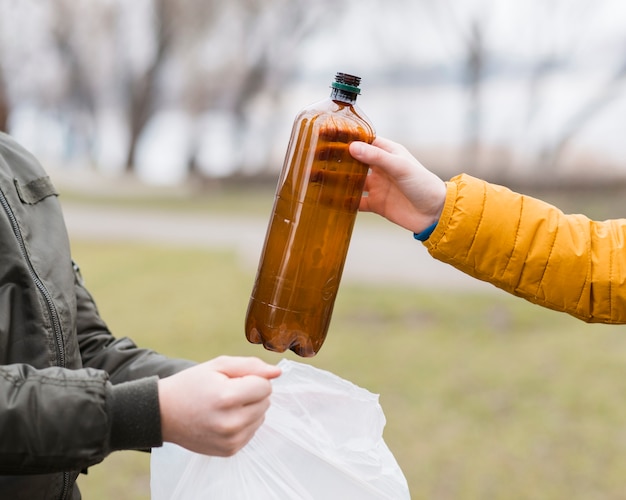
[{"left": 413, "top": 220, "right": 439, "bottom": 241}]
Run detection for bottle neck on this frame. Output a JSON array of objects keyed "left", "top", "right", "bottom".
[{"left": 330, "top": 87, "right": 358, "bottom": 105}]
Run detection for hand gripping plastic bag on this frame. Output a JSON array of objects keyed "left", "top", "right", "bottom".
[{"left": 151, "top": 359, "right": 410, "bottom": 499}]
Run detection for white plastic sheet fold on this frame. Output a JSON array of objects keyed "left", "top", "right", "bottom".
[{"left": 151, "top": 359, "right": 410, "bottom": 499}]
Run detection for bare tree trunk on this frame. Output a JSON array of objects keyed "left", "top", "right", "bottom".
[
  {"left": 124, "top": 0, "right": 173, "bottom": 172},
  {"left": 0, "top": 73, "right": 9, "bottom": 132},
  {"left": 50, "top": 0, "right": 97, "bottom": 162},
  {"left": 463, "top": 20, "right": 485, "bottom": 173},
  {"left": 125, "top": 68, "right": 161, "bottom": 172}
]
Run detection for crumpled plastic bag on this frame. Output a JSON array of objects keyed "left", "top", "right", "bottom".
[{"left": 151, "top": 359, "right": 410, "bottom": 499}]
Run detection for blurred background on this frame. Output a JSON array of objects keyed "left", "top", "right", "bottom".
[
  {"left": 2, "top": 0, "right": 626, "bottom": 186},
  {"left": 3, "top": 0, "right": 626, "bottom": 499}
]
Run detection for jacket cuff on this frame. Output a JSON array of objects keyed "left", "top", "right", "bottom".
[
  {"left": 424, "top": 179, "right": 458, "bottom": 250},
  {"left": 109, "top": 376, "right": 162, "bottom": 451}
]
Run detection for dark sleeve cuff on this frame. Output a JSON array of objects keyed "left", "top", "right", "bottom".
[
  {"left": 109, "top": 376, "right": 162, "bottom": 451},
  {"left": 414, "top": 220, "right": 439, "bottom": 242}
]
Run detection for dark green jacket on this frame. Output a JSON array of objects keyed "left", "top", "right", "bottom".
[{"left": 0, "top": 133, "right": 194, "bottom": 499}]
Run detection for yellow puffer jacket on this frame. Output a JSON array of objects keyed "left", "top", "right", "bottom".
[{"left": 424, "top": 174, "right": 626, "bottom": 324}]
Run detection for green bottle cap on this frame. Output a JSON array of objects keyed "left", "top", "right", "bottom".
[{"left": 331, "top": 72, "right": 361, "bottom": 95}]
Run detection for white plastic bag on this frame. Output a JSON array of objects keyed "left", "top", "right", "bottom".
[{"left": 151, "top": 359, "right": 410, "bottom": 499}]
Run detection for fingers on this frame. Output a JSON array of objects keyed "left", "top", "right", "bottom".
[
  {"left": 158, "top": 358, "right": 279, "bottom": 457},
  {"left": 372, "top": 136, "right": 411, "bottom": 155},
  {"left": 211, "top": 405, "right": 268, "bottom": 456},
  {"left": 359, "top": 195, "right": 373, "bottom": 213},
  {"left": 208, "top": 355, "right": 282, "bottom": 380},
  {"left": 223, "top": 374, "right": 274, "bottom": 407},
  {"left": 359, "top": 171, "right": 386, "bottom": 213}
]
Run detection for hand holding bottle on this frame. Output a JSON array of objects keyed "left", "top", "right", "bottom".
[
  {"left": 349, "top": 137, "right": 447, "bottom": 235},
  {"left": 158, "top": 356, "right": 281, "bottom": 457}
]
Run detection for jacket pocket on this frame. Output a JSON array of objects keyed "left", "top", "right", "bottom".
[{"left": 13, "top": 176, "right": 58, "bottom": 204}]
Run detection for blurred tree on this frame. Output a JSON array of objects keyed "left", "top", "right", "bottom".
[
  {"left": 122, "top": 0, "right": 174, "bottom": 171},
  {"left": 3, "top": 0, "right": 623, "bottom": 182},
  {"left": 117, "top": 0, "right": 337, "bottom": 175},
  {"left": 463, "top": 19, "right": 486, "bottom": 172},
  {"left": 418, "top": 0, "right": 626, "bottom": 177},
  {"left": 546, "top": 59, "right": 626, "bottom": 168},
  {"left": 421, "top": 0, "right": 493, "bottom": 173},
  {"left": 0, "top": 0, "right": 339, "bottom": 175},
  {"left": 49, "top": 0, "right": 101, "bottom": 163},
  {"left": 530, "top": 0, "right": 626, "bottom": 170},
  {"left": 0, "top": 2, "right": 11, "bottom": 132},
  {"left": 120, "top": 0, "right": 225, "bottom": 172},
  {"left": 180, "top": 0, "right": 340, "bottom": 176},
  {"left": 0, "top": 64, "right": 8, "bottom": 132}
]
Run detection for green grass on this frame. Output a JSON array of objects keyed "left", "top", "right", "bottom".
[
  {"left": 71, "top": 238, "right": 626, "bottom": 500},
  {"left": 59, "top": 181, "right": 278, "bottom": 216}
]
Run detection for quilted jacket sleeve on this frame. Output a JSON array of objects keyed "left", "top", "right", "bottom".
[{"left": 425, "top": 174, "right": 626, "bottom": 324}]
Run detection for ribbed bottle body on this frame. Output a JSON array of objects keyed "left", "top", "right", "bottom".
[{"left": 246, "top": 90, "right": 375, "bottom": 357}]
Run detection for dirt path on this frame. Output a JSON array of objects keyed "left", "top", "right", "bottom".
[{"left": 61, "top": 201, "right": 498, "bottom": 293}]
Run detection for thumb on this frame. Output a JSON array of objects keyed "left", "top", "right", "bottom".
[
  {"left": 349, "top": 139, "right": 398, "bottom": 170},
  {"left": 348, "top": 141, "right": 371, "bottom": 161}
]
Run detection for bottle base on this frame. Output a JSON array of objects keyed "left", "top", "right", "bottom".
[{"left": 246, "top": 326, "right": 320, "bottom": 358}]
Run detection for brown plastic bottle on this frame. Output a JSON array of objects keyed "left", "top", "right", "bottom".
[{"left": 245, "top": 72, "right": 375, "bottom": 357}]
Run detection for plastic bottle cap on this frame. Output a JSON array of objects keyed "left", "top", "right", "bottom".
[{"left": 331, "top": 81, "right": 361, "bottom": 95}]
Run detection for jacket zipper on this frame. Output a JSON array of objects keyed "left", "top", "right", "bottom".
[
  {"left": 0, "top": 187, "right": 66, "bottom": 367},
  {"left": 0, "top": 187, "right": 70, "bottom": 498}
]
